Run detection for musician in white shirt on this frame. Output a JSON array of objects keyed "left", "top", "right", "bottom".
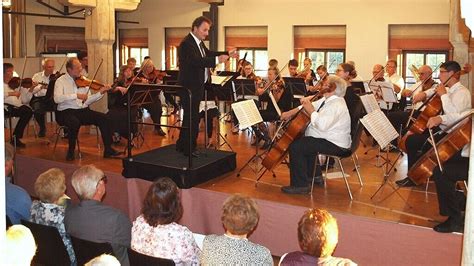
[
  {"left": 54, "top": 58, "right": 121, "bottom": 161},
  {"left": 28, "top": 58, "right": 56, "bottom": 137},
  {"left": 280, "top": 75, "right": 351, "bottom": 194},
  {"left": 397, "top": 61, "right": 471, "bottom": 187},
  {"left": 3, "top": 63, "right": 33, "bottom": 148}
]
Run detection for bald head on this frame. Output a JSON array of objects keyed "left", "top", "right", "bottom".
[
  {"left": 418, "top": 65, "right": 433, "bottom": 82},
  {"left": 372, "top": 64, "right": 384, "bottom": 79}
]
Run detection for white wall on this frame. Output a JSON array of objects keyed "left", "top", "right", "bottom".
[{"left": 119, "top": 0, "right": 450, "bottom": 78}]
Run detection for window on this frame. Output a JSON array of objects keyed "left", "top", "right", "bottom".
[
  {"left": 230, "top": 48, "right": 268, "bottom": 77},
  {"left": 121, "top": 45, "right": 149, "bottom": 67},
  {"left": 306, "top": 49, "right": 345, "bottom": 75},
  {"left": 403, "top": 51, "right": 448, "bottom": 86}
]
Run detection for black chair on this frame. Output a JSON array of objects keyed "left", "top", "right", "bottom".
[
  {"left": 70, "top": 235, "right": 114, "bottom": 266},
  {"left": 21, "top": 219, "right": 71, "bottom": 266},
  {"left": 6, "top": 215, "right": 12, "bottom": 229},
  {"left": 128, "top": 248, "right": 175, "bottom": 266}
]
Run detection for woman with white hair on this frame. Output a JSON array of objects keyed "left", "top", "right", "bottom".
[{"left": 280, "top": 75, "right": 351, "bottom": 194}]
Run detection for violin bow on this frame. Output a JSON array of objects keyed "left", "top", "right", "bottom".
[{"left": 82, "top": 58, "right": 104, "bottom": 105}]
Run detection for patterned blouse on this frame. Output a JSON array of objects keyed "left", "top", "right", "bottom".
[
  {"left": 30, "top": 200, "right": 76, "bottom": 265},
  {"left": 131, "top": 215, "right": 200, "bottom": 265},
  {"left": 200, "top": 234, "right": 273, "bottom": 265}
]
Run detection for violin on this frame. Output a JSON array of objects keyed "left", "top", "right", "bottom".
[
  {"left": 8, "top": 77, "right": 35, "bottom": 89},
  {"left": 75, "top": 76, "right": 107, "bottom": 91},
  {"left": 398, "top": 63, "right": 472, "bottom": 152}
]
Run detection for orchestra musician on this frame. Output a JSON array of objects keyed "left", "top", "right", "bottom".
[
  {"left": 176, "top": 16, "right": 234, "bottom": 157},
  {"left": 368, "top": 64, "right": 392, "bottom": 110},
  {"left": 136, "top": 59, "right": 166, "bottom": 136},
  {"left": 78, "top": 52, "right": 88, "bottom": 77},
  {"left": 280, "top": 75, "right": 351, "bottom": 194},
  {"left": 396, "top": 61, "right": 471, "bottom": 187},
  {"left": 54, "top": 58, "right": 122, "bottom": 161},
  {"left": 107, "top": 65, "right": 138, "bottom": 142},
  {"left": 253, "top": 66, "right": 294, "bottom": 149},
  {"left": 29, "top": 58, "right": 57, "bottom": 137},
  {"left": 288, "top": 59, "right": 299, "bottom": 77},
  {"left": 385, "top": 59, "right": 405, "bottom": 110},
  {"left": 307, "top": 65, "right": 328, "bottom": 95},
  {"left": 303, "top": 58, "right": 317, "bottom": 84},
  {"left": 238, "top": 60, "right": 257, "bottom": 79},
  {"left": 269, "top": 58, "right": 278, "bottom": 68},
  {"left": 387, "top": 65, "right": 437, "bottom": 135},
  {"left": 3, "top": 63, "right": 33, "bottom": 148}
]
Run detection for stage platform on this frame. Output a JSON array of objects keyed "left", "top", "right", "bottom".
[{"left": 122, "top": 144, "right": 236, "bottom": 188}]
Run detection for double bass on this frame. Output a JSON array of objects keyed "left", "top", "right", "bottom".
[
  {"left": 398, "top": 64, "right": 472, "bottom": 152},
  {"left": 408, "top": 113, "right": 472, "bottom": 185}
]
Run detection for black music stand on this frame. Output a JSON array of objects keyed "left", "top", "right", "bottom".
[
  {"left": 232, "top": 79, "right": 257, "bottom": 101},
  {"left": 283, "top": 77, "right": 306, "bottom": 108}
]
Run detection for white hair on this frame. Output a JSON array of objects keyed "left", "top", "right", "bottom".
[
  {"left": 42, "top": 58, "right": 54, "bottom": 67},
  {"left": 5, "top": 225, "right": 37, "bottom": 266},
  {"left": 326, "top": 75, "right": 347, "bottom": 97},
  {"left": 71, "top": 165, "right": 104, "bottom": 200},
  {"left": 85, "top": 254, "right": 120, "bottom": 266}
]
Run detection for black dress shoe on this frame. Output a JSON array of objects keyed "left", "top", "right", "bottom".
[
  {"left": 396, "top": 177, "right": 416, "bottom": 187},
  {"left": 154, "top": 128, "right": 166, "bottom": 136},
  {"left": 10, "top": 139, "right": 26, "bottom": 148},
  {"left": 66, "top": 152, "right": 75, "bottom": 161},
  {"left": 104, "top": 149, "right": 123, "bottom": 158},
  {"left": 184, "top": 150, "right": 201, "bottom": 158},
  {"left": 433, "top": 217, "right": 464, "bottom": 233},
  {"left": 281, "top": 186, "right": 311, "bottom": 195}
]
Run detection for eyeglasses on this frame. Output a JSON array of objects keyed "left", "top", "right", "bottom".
[{"left": 96, "top": 175, "right": 107, "bottom": 187}]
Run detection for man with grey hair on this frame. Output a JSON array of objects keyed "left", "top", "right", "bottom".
[
  {"left": 5, "top": 142, "right": 32, "bottom": 224},
  {"left": 280, "top": 75, "right": 352, "bottom": 194},
  {"left": 65, "top": 164, "right": 131, "bottom": 265}
]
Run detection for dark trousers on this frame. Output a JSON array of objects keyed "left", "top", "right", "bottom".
[
  {"left": 141, "top": 101, "right": 162, "bottom": 131},
  {"left": 164, "top": 92, "right": 179, "bottom": 109},
  {"left": 289, "top": 137, "right": 349, "bottom": 187},
  {"left": 6, "top": 105, "right": 33, "bottom": 139},
  {"left": 406, "top": 130, "right": 445, "bottom": 169},
  {"left": 199, "top": 108, "right": 219, "bottom": 138},
  {"left": 30, "top": 96, "right": 55, "bottom": 132},
  {"left": 107, "top": 107, "right": 138, "bottom": 138},
  {"left": 433, "top": 151, "right": 469, "bottom": 218},
  {"left": 177, "top": 87, "right": 203, "bottom": 151},
  {"left": 57, "top": 108, "right": 113, "bottom": 154}
]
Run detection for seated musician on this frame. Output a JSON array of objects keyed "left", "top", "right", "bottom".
[
  {"left": 288, "top": 59, "right": 299, "bottom": 77},
  {"left": 137, "top": 59, "right": 166, "bottom": 136},
  {"left": 368, "top": 64, "right": 394, "bottom": 110},
  {"left": 335, "top": 63, "right": 359, "bottom": 112},
  {"left": 396, "top": 61, "right": 471, "bottom": 187},
  {"left": 387, "top": 65, "right": 437, "bottom": 134},
  {"left": 280, "top": 75, "right": 351, "bottom": 194},
  {"left": 238, "top": 60, "right": 256, "bottom": 79},
  {"left": 108, "top": 65, "right": 138, "bottom": 142},
  {"left": 303, "top": 58, "right": 317, "bottom": 85},
  {"left": 254, "top": 66, "right": 294, "bottom": 149},
  {"left": 3, "top": 63, "right": 33, "bottom": 148},
  {"left": 232, "top": 61, "right": 257, "bottom": 134},
  {"left": 307, "top": 65, "right": 328, "bottom": 95},
  {"left": 29, "top": 58, "right": 56, "bottom": 137},
  {"left": 384, "top": 59, "right": 404, "bottom": 95},
  {"left": 269, "top": 58, "right": 278, "bottom": 68},
  {"left": 54, "top": 58, "right": 121, "bottom": 161}
]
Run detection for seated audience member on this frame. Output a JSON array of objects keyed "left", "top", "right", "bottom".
[
  {"left": 200, "top": 194, "right": 272, "bottom": 265},
  {"left": 85, "top": 254, "right": 121, "bottom": 266},
  {"left": 5, "top": 224, "right": 37, "bottom": 266},
  {"left": 5, "top": 143, "right": 32, "bottom": 224},
  {"left": 279, "top": 208, "right": 356, "bottom": 266},
  {"left": 131, "top": 177, "right": 200, "bottom": 265},
  {"left": 65, "top": 165, "right": 132, "bottom": 266},
  {"left": 30, "top": 168, "right": 76, "bottom": 265}
]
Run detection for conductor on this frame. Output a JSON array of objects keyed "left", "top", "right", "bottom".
[{"left": 176, "top": 16, "right": 236, "bottom": 156}]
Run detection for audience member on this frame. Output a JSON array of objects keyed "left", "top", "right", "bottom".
[
  {"left": 131, "top": 177, "right": 200, "bottom": 265},
  {"left": 279, "top": 208, "right": 356, "bottom": 266},
  {"left": 200, "top": 194, "right": 272, "bottom": 265},
  {"left": 30, "top": 168, "right": 76, "bottom": 265},
  {"left": 65, "top": 165, "right": 132, "bottom": 266},
  {"left": 4, "top": 224, "right": 37, "bottom": 266},
  {"left": 85, "top": 254, "right": 121, "bottom": 266},
  {"left": 5, "top": 143, "right": 32, "bottom": 224}
]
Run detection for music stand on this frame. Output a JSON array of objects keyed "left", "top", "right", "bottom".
[
  {"left": 232, "top": 79, "right": 257, "bottom": 101},
  {"left": 283, "top": 77, "right": 306, "bottom": 108}
]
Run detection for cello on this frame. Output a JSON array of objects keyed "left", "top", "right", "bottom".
[
  {"left": 408, "top": 112, "right": 472, "bottom": 185},
  {"left": 399, "top": 63, "right": 472, "bottom": 152}
]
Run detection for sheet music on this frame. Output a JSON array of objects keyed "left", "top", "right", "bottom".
[
  {"left": 359, "top": 94, "right": 380, "bottom": 113},
  {"left": 360, "top": 109, "right": 399, "bottom": 149},
  {"left": 231, "top": 99, "right": 263, "bottom": 129},
  {"left": 211, "top": 75, "right": 232, "bottom": 85}
]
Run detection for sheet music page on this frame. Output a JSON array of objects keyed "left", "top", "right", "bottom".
[
  {"left": 359, "top": 94, "right": 380, "bottom": 113},
  {"left": 380, "top": 82, "right": 397, "bottom": 103},
  {"left": 232, "top": 99, "right": 263, "bottom": 129},
  {"left": 360, "top": 109, "right": 399, "bottom": 149},
  {"left": 268, "top": 92, "right": 282, "bottom": 116},
  {"left": 211, "top": 75, "right": 231, "bottom": 85}
]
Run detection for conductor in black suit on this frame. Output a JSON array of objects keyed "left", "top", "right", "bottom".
[{"left": 176, "top": 16, "right": 235, "bottom": 156}]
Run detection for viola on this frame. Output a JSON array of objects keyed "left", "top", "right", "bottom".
[{"left": 408, "top": 116, "right": 471, "bottom": 185}]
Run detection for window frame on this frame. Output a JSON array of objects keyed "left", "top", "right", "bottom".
[
  {"left": 305, "top": 49, "right": 346, "bottom": 75},
  {"left": 402, "top": 50, "right": 449, "bottom": 86}
]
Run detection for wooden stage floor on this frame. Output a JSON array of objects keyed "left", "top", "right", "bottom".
[{"left": 9, "top": 113, "right": 445, "bottom": 230}]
